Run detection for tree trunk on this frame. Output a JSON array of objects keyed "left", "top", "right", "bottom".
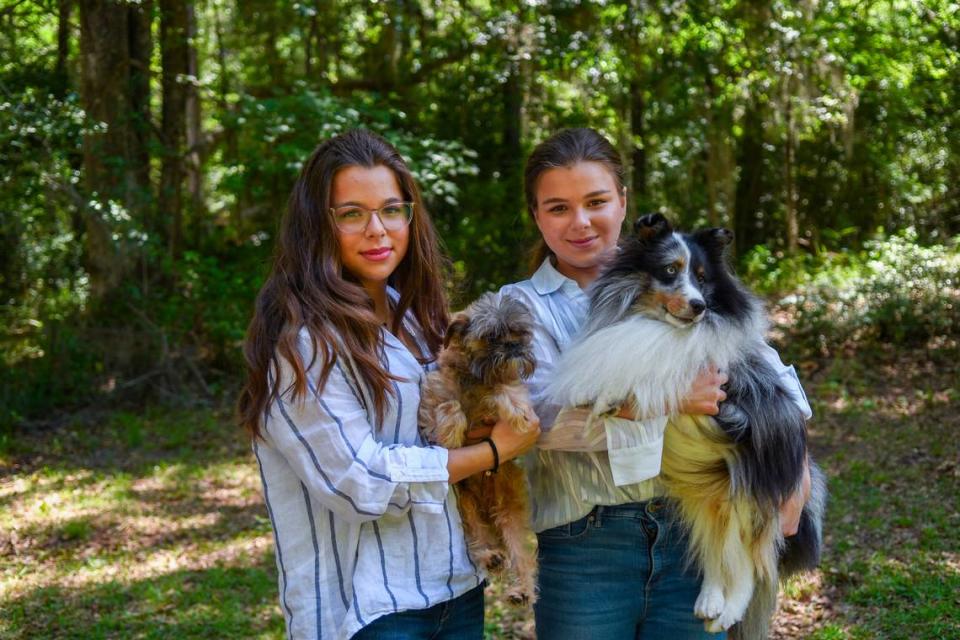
[
  {"left": 55, "top": 0, "right": 72, "bottom": 95},
  {"left": 502, "top": 60, "right": 523, "bottom": 179},
  {"left": 629, "top": 77, "right": 647, "bottom": 215},
  {"left": 735, "top": 99, "right": 766, "bottom": 255},
  {"left": 80, "top": 0, "right": 131, "bottom": 198},
  {"left": 128, "top": 0, "right": 153, "bottom": 208},
  {"left": 185, "top": 2, "right": 204, "bottom": 217},
  {"left": 703, "top": 71, "right": 736, "bottom": 228},
  {"left": 305, "top": 7, "right": 316, "bottom": 76},
  {"left": 784, "top": 95, "right": 799, "bottom": 253},
  {"left": 160, "top": 0, "right": 189, "bottom": 259},
  {"left": 264, "top": 8, "right": 284, "bottom": 88},
  {"left": 313, "top": 0, "right": 330, "bottom": 80},
  {"left": 78, "top": 0, "right": 134, "bottom": 298}
]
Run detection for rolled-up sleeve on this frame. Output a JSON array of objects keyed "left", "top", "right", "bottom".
[
  {"left": 758, "top": 343, "right": 812, "bottom": 419},
  {"left": 262, "top": 349, "right": 449, "bottom": 524},
  {"left": 604, "top": 415, "right": 668, "bottom": 486}
]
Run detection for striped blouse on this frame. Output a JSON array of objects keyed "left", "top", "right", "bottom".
[
  {"left": 254, "top": 294, "right": 483, "bottom": 640},
  {"left": 500, "top": 258, "right": 812, "bottom": 533}
]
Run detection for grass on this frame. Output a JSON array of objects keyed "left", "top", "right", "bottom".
[
  {"left": 789, "top": 343, "right": 960, "bottom": 640},
  {"left": 1, "top": 343, "right": 958, "bottom": 639},
  {"left": 0, "top": 408, "right": 282, "bottom": 639}
]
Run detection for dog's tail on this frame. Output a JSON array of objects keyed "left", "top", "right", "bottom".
[
  {"left": 780, "top": 461, "right": 827, "bottom": 576},
  {"left": 730, "top": 463, "right": 827, "bottom": 639},
  {"left": 728, "top": 575, "right": 777, "bottom": 640}
]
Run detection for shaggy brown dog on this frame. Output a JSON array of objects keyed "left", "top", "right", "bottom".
[{"left": 418, "top": 292, "right": 538, "bottom": 606}]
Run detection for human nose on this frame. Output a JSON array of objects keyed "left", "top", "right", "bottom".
[
  {"left": 572, "top": 206, "right": 591, "bottom": 228},
  {"left": 364, "top": 210, "right": 386, "bottom": 236}
]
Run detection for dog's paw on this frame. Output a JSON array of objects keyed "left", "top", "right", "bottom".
[
  {"left": 704, "top": 608, "right": 741, "bottom": 633},
  {"left": 506, "top": 587, "right": 534, "bottom": 607},
  {"left": 433, "top": 401, "right": 468, "bottom": 447},
  {"left": 474, "top": 550, "right": 505, "bottom": 573},
  {"left": 694, "top": 585, "right": 725, "bottom": 621}
]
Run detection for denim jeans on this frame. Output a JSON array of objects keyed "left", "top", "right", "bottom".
[
  {"left": 351, "top": 583, "right": 484, "bottom": 640},
  {"left": 535, "top": 499, "right": 726, "bottom": 640}
]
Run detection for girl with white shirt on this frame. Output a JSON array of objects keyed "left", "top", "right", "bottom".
[
  {"left": 497, "top": 128, "right": 812, "bottom": 639},
  {"left": 238, "top": 129, "right": 539, "bottom": 640}
]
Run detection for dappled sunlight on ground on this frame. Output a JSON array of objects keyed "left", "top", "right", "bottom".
[{"left": 2, "top": 348, "right": 959, "bottom": 638}]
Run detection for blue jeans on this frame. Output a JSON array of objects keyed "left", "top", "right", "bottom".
[
  {"left": 535, "top": 499, "right": 726, "bottom": 640},
  {"left": 351, "top": 584, "right": 484, "bottom": 640}
]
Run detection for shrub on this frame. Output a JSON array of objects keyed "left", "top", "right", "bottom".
[{"left": 765, "top": 229, "right": 960, "bottom": 357}]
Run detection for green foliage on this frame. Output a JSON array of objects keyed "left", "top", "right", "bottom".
[
  {"left": 3, "top": 0, "right": 960, "bottom": 422},
  {"left": 750, "top": 230, "right": 960, "bottom": 357},
  {"left": 0, "top": 87, "right": 88, "bottom": 333},
  {"left": 216, "top": 87, "right": 479, "bottom": 237}
]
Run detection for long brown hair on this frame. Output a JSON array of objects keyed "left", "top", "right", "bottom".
[
  {"left": 239, "top": 129, "right": 449, "bottom": 438},
  {"left": 523, "top": 128, "right": 626, "bottom": 272}
]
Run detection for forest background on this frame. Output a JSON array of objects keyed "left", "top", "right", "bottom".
[{"left": 1, "top": 1, "right": 959, "bottom": 638}]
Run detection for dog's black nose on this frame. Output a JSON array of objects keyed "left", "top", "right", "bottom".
[{"left": 689, "top": 299, "right": 706, "bottom": 315}]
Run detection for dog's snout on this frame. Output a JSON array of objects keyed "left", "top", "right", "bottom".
[{"left": 690, "top": 299, "right": 706, "bottom": 315}]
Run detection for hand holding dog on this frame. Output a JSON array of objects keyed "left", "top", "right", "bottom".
[
  {"left": 679, "top": 366, "right": 728, "bottom": 416},
  {"left": 490, "top": 408, "right": 541, "bottom": 460},
  {"left": 461, "top": 409, "right": 540, "bottom": 459},
  {"left": 615, "top": 366, "right": 728, "bottom": 419}
]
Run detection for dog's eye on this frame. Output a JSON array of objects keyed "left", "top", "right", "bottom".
[
  {"left": 665, "top": 265, "right": 677, "bottom": 275},
  {"left": 696, "top": 272, "right": 705, "bottom": 284}
]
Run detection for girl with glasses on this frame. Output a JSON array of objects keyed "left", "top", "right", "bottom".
[{"left": 238, "top": 129, "right": 539, "bottom": 640}]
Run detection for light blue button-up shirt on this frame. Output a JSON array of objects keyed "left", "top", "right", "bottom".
[
  {"left": 255, "top": 291, "right": 483, "bottom": 640},
  {"left": 500, "top": 258, "right": 811, "bottom": 533}
]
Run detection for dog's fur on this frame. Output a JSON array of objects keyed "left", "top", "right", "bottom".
[
  {"left": 418, "top": 292, "right": 539, "bottom": 606},
  {"left": 549, "top": 214, "right": 826, "bottom": 636}
]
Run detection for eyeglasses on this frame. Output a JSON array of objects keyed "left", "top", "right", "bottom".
[{"left": 330, "top": 202, "right": 415, "bottom": 234}]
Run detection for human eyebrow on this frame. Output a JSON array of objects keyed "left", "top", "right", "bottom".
[
  {"left": 583, "top": 190, "right": 612, "bottom": 199},
  {"left": 331, "top": 196, "right": 403, "bottom": 209},
  {"left": 540, "top": 196, "right": 569, "bottom": 205},
  {"left": 331, "top": 200, "right": 366, "bottom": 209}
]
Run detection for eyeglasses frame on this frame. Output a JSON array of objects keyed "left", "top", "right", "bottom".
[{"left": 329, "top": 201, "right": 416, "bottom": 234}]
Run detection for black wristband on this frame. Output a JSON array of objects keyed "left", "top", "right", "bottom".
[{"left": 481, "top": 437, "right": 499, "bottom": 475}]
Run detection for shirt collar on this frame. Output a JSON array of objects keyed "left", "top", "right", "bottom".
[{"left": 531, "top": 257, "right": 582, "bottom": 296}]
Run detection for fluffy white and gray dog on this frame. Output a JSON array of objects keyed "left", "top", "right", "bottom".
[{"left": 549, "top": 213, "right": 826, "bottom": 637}]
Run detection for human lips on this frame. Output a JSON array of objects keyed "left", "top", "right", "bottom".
[
  {"left": 360, "top": 247, "right": 393, "bottom": 261},
  {"left": 567, "top": 235, "right": 599, "bottom": 249}
]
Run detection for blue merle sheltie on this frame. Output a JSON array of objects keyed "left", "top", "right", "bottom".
[{"left": 548, "top": 213, "right": 826, "bottom": 637}]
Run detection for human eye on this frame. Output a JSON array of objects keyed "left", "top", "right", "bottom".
[
  {"left": 381, "top": 204, "right": 404, "bottom": 218},
  {"left": 335, "top": 206, "right": 364, "bottom": 219},
  {"left": 588, "top": 198, "right": 609, "bottom": 208},
  {"left": 547, "top": 204, "right": 568, "bottom": 215}
]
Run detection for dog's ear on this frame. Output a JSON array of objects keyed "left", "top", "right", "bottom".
[
  {"left": 443, "top": 312, "right": 470, "bottom": 349},
  {"left": 693, "top": 227, "right": 734, "bottom": 254},
  {"left": 634, "top": 213, "right": 672, "bottom": 241}
]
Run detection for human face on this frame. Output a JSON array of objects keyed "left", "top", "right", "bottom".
[
  {"left": 532, "top": 161, "right": 626, "bottom": 288},
  {"left": 332, "top": 165, "right": 409, "bottom": 297}
]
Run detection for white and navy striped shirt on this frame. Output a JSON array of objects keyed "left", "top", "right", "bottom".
[
  {"left": 254, "top": 298, "right": 483, "bottom": 640},
  {"left": 500, "top": 258, "right": 812, "bottom": 533}
]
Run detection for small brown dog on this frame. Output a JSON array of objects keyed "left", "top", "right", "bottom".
[{"left": 418, "top": 292, "right": 538, "bottom": 606}]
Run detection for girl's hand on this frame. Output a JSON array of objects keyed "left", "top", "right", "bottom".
[
  {"left": 489, "top": 408, "right": 541, "bottom": 461},
  {"left": 446, "top": 410, "right": 540, "bottom": 483},
  {"left": 463, "top": 417, "right": 495, "bottom": 445},
  {"left": 780, "top": 457, "right": 812, "bottom": 536},
  {"left": 679, "top": 366, "right": 728, "bottom": 416}
]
